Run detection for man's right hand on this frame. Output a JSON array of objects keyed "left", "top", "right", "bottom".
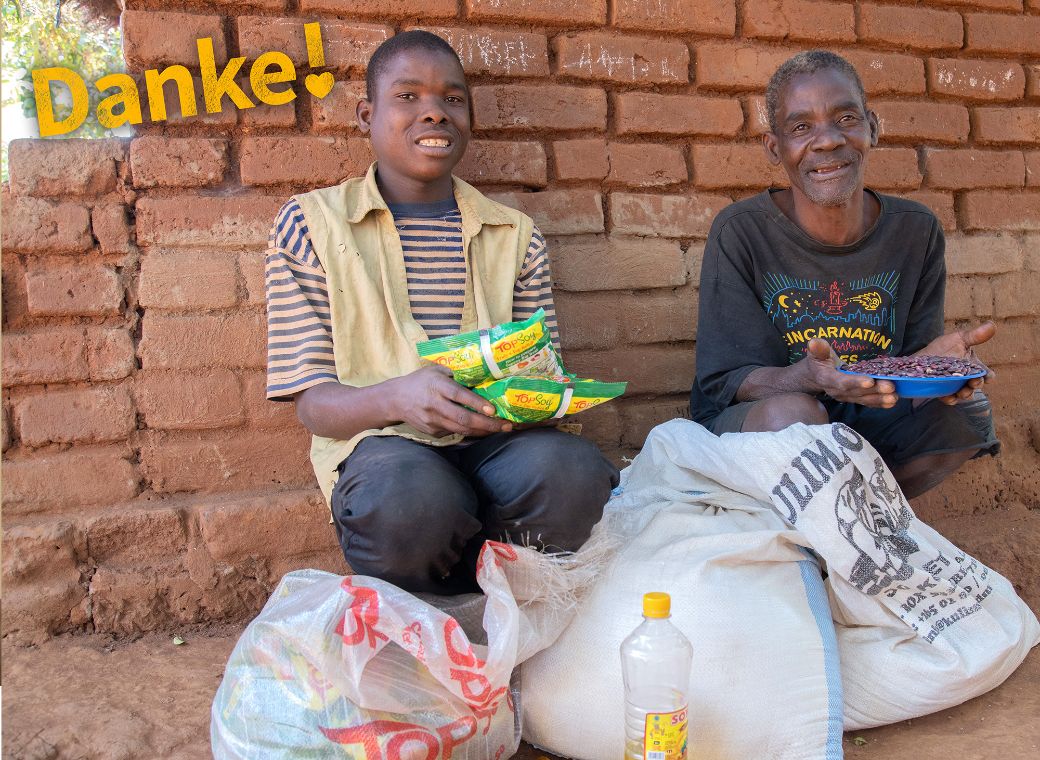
[
  {"left": 801, "top": 338, "right": 899, "bottom": 408},
  {"left": 385, "top": 364, "right": 512, "bottom": 437}
]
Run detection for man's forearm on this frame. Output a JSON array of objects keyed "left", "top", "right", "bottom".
[
  {"left": 294, "top": 380, "right": 399, "bottom": 440},
  {"left": 733, "top": 362, "right": 817, "bottom": 402}
]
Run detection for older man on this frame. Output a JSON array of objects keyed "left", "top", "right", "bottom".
[{"left": 691, "top": 51, "right": 999, "bottom": 498}]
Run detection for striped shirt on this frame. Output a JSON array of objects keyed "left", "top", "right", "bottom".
[{"left": 265, "top": 197, "right": 558, "bottom": 400}]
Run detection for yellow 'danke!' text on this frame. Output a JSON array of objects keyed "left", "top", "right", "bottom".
[{"left": 31, "top": 23, "right": 333, "bottom": 137}]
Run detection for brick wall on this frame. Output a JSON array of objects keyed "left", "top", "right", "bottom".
[{"left": 3, "top": 0, "right": 1039, "bottom": 641}]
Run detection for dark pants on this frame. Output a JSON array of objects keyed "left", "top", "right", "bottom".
[{"left": 331, "top": 429, "right": 620, "bottom": 595}]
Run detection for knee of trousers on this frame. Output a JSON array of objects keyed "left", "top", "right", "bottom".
[{"left": 332, "top": 481, "right": 480, "bottom": 578}]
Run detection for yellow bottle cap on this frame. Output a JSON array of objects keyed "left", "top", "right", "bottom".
[{"left": 643, "top": 592, "right": 671, "bottom": 618}]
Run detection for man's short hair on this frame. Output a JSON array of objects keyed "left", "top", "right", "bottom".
[
  {"left": 365, "top": 30, "right": 465, "bottom": 100},
  {"left": 765, "top": 50, "right": 868, "bottom": 133}
]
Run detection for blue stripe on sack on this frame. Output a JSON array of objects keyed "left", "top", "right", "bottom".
[{"left": 798, "top": 555, "right": 844, "bottom": 760}]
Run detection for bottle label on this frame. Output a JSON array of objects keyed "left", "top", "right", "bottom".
[{"left": 643, "top": 706, "right": 688, "bottom": 760}]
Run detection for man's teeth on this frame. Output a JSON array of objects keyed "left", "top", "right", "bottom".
[{"left": 419, "top": 138, "right": 450, "bottom": 147}]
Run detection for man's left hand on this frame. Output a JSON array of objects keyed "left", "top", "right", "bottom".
[{"left": 914, "top": 321, "right": 996, "bottom": 405}]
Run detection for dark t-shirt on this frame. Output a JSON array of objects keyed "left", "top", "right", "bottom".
[{"left": 691, "top": 189, "right": 946, "bottom": 425}]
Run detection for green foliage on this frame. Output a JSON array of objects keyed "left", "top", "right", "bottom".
[{"left": 2, "top": 0, "right": 124, "bottom": 178}]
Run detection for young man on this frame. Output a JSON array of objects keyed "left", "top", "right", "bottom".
[
  {"left": 691, "top": 51, "right": 999, "bottom": 499},
  {"left": 265, "top": 31, "right": 619, "bottom": 594}
]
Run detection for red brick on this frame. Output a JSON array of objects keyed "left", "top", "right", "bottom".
[
  {"left": 455, "top": 140, "right": 548, "bottom": 187},
  {"left": 139, "top": 249, "right": 239, "bottom": 311},
  {"left": 838, "top": 50, "right": 926, "bottom": 96},
  {"left": 486, "top": 190, "right": 603, "bottom": 235},
  {"left": 17, "top": 387, "right": 135, "bottom": 447},
  {"left": 610, "top": 192, "right": 732, "bottom": 238},
  {"left": 965, "top": 13, "right": 1040, "bottom": 56},
  {"left": 25, "top": 259, "right": 123, "bottom": 317},
  {"left": 302, "top": 0, "right": 455, "bottom": 17},
  {"left": 2, "top": 327, "right": 133, "bottom": 386},
  {"left": 574, "top": 403, "right": 622, "bottom": 448},
  {"left": 8, "top": 139, "right": 125, "bottom": 197},
  {"left": 237, "top": 17, "right": 391, "bottom": 72},
  {"left": 553, "top": 139, "right": 609, "bottom": 181},
  {"left": 1027, "top": 152, "right": 1040, "bottom": 187},
  {"left": 742, "top": 0, "right": 855, "bottom": 43},
  {"left": 1, "top": 197, "right": 92, "bottom": 254},
  {"left": 944, "top": 277, "right": 974, "bottom": 321},
  {"left": 130, "top": 137, "right": 228, "bottom": 189},
  {"left": 919, "top": 0, "right": 1023, "bottom": 9},
  {"left": 241, "top": 99, "right": 298, "bottom": 129},
  {"left": 241, "top": 372, "right": 299, "bottom": 430},
  {"left": 899, "top": 190, "right": 956, "bottom": 230},
  {"left": 311, "top": 81, "right": 366, "bottom": 132},
  {"left": 140, "top": 313, "right": 266, "bottom": 370},
  {"left": 992, "top": 271, "right": 1040, "bottom": 319},
  {"left": 874, "top": 101, "right": 969, "bottom": 144},
  {"left": 240, "top": 251, "right": 266, "bottom": 306},
  {"left": 1028, "top": 66, "right": 1040, "bottom": 99},
  {"left": 692, "top": 144, "right": 786, "bottom": 189},
  {"left": 962, "top": 192, "right": 1040, "bottom": 231},
  {"left": 240, "top": 136, "right": 372, "bottom": 187},
  {"left": 473, "top": 85, "right": 607, "bottom": 132},
  {"left": 85, "top": 506, "right": 189, "bottom": 568},
  {"left": 140, "top": 428, "right": 313, "bottom": 494},
  {"left": 136, "top": 195, "right": 285, "bottom": 248},
  {"left": 2, "top": 449, "right": 138, "bottom": 514},
  {"left": 554, "top": 32, "right": 688, "bottom": 84},
  {"left": 1, "top": 252, "right": 33, "bottom": 329},
  {"left": 746, "top": 96, "right": 770, "bottom": 136},
  {"left": 122, "top": 11, "right": 226, "bottom": 68},
  {"left": 928, "top": 59, "right": 1026, "bottom": 102},
  {"left": 614, "top": 93, "right": 743, "bottom": 136},
  {"left": 864, "top": 147, "right": 922, "bottom": 191},
  {"left": 91, "top": 204, "right": 132, "bottom": 256},
  {"left": 137, "top": 370, "right": 245, "bottom": 431},
  {"left": 549, "top": 235, "right": 687, "bottom": 291},
  {"left": 858, "top": 4, "right": 963, "bottom": 51},
  {"left": 619, "top": 395, "right": 692, "bottom": 448},
  {"left": 2, "top": 405, "right": 11, "bottom": 452},
  {"left": 467, "top": 0, "right": 606, "bottom": 25},
  {"left": 413, "top": 26, "right": 549, "bottom": 78},
  {"left": 139, "top": 74, "right": 237, "bottom": 127},
  {"left": 695, "top": 43, "right": 793, "bottom": 90},
  {"left": 196, "top": 489, "right": 334, "bottom": 564},
  {"left": 924, "top": 149, "right": 1026, "bottom": 189},
  {"left": 972, "top": 108, "right": 1040, "bottom": 145},
  {"left": 566, "top": 345, "right": 696, "bottom": 395},
  {"left": 555, "top": 292, "right": 623, "bottom": 350},
  {"left": 607, "top": 143, "right": 687, "bottom": 188},
  {"left": 612, "top": 0, "right": 735, "bottom": 36},
  {"left": 977, "top": 319, "right": 1037, "bottom": 366},
  {"left": 620, "top": 287, "right": 698, "bottom": 344}
]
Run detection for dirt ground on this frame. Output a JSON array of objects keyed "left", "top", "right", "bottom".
[{"left": 2, "top": 623, "right": 1038, "bottom": 760}]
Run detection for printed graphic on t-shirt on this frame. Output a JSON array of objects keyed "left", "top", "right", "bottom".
[{"left": 762, "top": 272, "right": 900, "bottom": 364}]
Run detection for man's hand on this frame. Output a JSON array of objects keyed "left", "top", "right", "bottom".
[
  {"left": 913, "top": 321, "right": 996, "bottom": 405},
  {"left": 385, "top": 364, "right": 512, "bottom": 437},
  {"left": 802, "top": 338, "right": 899, "bottom": 408}
]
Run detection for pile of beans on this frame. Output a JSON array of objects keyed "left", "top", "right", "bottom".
[{"left": 844, "top": 355, "right": 986, "bottom": 377}]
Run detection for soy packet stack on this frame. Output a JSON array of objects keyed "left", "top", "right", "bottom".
[{"left": 416, "top": 309, "right": 627, "bottom": 423}]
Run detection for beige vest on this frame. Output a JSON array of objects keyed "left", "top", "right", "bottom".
[{"left": 293, "top": 163, "right": 534, "bottom": 504}]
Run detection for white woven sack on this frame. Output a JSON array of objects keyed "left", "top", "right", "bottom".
[
  {"left": 683, "top": 420, "right": 1040, "bottom": 729},
  {"left": 522, "top": 421, "right": 845, "bottom": 760}
]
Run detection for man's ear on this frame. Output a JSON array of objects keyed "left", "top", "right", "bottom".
[
  {"left": 357, "top": 98, "right": 373, "bottom": 135},
  {"left": 867, "top": 110, "right": 879, "bottom": 147},
  {"left": 762, "top": 132, "right": 781, "bottom": 166}
]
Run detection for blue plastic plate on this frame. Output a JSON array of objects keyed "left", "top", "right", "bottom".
[{"left": 837, "top": 368, "right": 986, "bottom": 398}]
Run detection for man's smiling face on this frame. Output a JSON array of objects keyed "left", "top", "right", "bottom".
[
  {"left": 765, "top": 67, "right": 879, "bottom": 208},
  {"left": 358, "top": 48, "right": 471, "bottom": 195}
]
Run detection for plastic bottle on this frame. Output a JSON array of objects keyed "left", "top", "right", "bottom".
[{"left": 620, "top": 592, "right": 694, "bottom": 760}]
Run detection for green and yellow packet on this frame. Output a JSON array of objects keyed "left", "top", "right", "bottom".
[
  {"left": 416, "top": 308, "right": 564, "bottom": 387},
  {"left": 473, "top": 375, "right": 628, "bottom": 424}
]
